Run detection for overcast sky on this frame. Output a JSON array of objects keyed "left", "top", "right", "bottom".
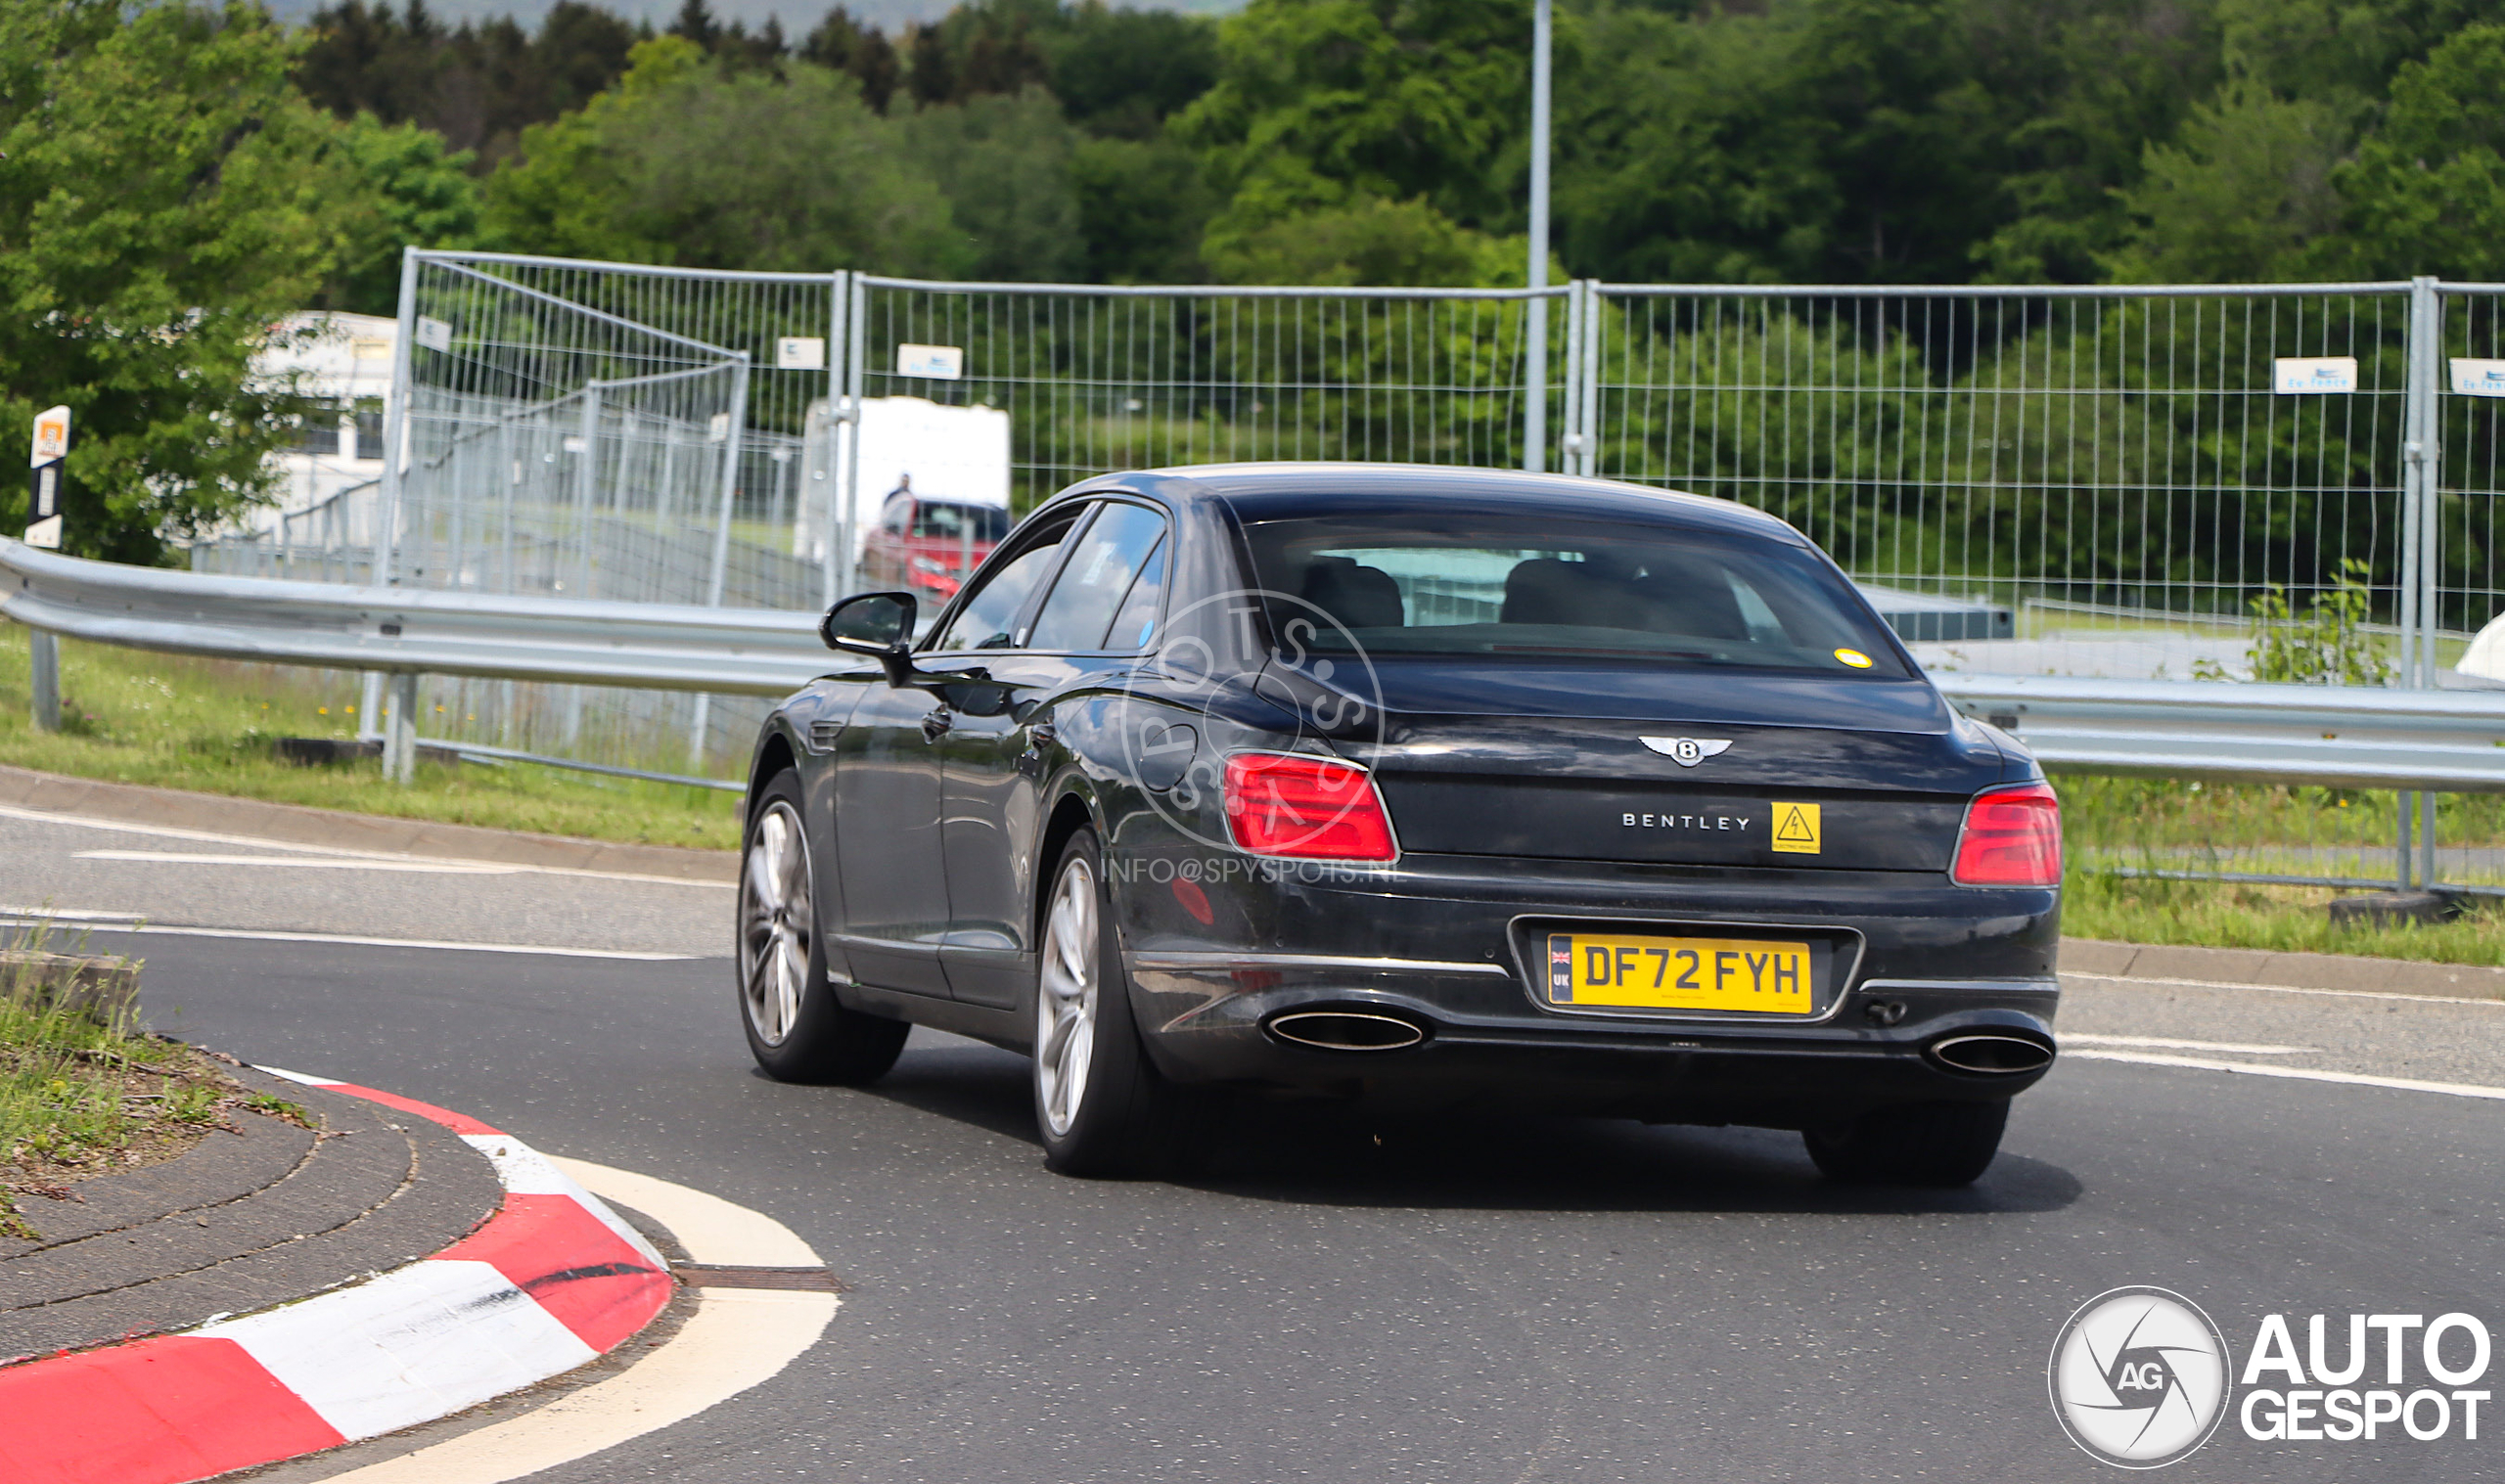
[{"left": 261, "top": 0, "right": 1239, "bottom": 32}]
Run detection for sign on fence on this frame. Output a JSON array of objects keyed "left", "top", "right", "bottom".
[
  {"left": 894, "top": 343, "right": 964, "bottom": 381},
  {"left": 2452, "top": 357, "right": 2505, "bottom": 397},
  {"left": 2273, "top": 356, "right": 2358, "bottom": 393}
]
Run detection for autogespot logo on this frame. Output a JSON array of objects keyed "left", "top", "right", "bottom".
[{"left": 2049, "top": 1286, "right": 2233, "bottom": 1468}]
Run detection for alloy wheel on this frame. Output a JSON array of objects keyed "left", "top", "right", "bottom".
[
  {"left": 1036, "top": 854, "right": 1100, "bottom": 1137},
  {"left": 741, "top": 800, "right": 813, "bottom": 1046}
]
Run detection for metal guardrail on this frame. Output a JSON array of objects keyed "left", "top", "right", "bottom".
[
  {"left": 16, "top": 537, "right": 2505, "bottom": 798},
  {"left": 1934, "top": 674, "right": 2505, "bottom": 792},
  {"left": 1, "top": 538, "right": 830, "bottom": 698}
]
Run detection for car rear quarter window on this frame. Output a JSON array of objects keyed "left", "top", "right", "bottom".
[
  {"left": 1240, "top": 513, "right": 1905, "bottom": 677},
  {"left": 1026, "top": 503, "right": 1168, "bottom": 652},
  {"left": 1101, "top": 537, "right": 1168, "bottom": 652}
]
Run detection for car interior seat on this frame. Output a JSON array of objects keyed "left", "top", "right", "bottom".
[{"left": 1300, "top": 555, "right": 1407, "bottom": 630}]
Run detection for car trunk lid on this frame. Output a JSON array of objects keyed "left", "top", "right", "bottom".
[{"left": 1284, "top": 660, "right": 2008, "bottom": 871}]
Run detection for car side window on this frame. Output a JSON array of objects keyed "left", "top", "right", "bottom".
[
  {"left": 1100, "top": 536, "right": 1167, "bottom": 652},
  {"left": 1025, "top": 503, "right": 1168, "bottom": 652},
  {"left": 927, "top": 512, "right": 1080, "bottom": 652}
]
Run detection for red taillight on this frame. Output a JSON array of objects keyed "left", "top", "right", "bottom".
[
  {"left": 1222, "top": 753, "right": 1397, "bottom": 862},
  {"left": 1951, "top": 782, "right": 2063, "bottom": 886}
]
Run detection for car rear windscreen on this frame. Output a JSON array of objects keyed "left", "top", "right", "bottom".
[
  {"left": 913, "top": 503, "right": 1011, "bottom": 541},
  {"left": 1238, "top": 512, "right": 1908, "bottom": 677}
]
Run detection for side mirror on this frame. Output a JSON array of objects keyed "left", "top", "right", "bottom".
[{"left": 820, "top": 591, "right": 919, "bottom": 686}]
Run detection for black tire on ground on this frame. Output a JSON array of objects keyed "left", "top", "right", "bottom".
[
  {"left": 1802, "top": 1100, "right": 2010, "bottom": 1187},
  {"left": 738, "top": 769, "right": 909, "bottom": 1085},
  {"left": 1032, "top": 828, "right": 1192, "bottom": 1177}
]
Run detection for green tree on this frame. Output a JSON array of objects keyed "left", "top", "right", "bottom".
[
  {"left": 297, "top": 0, "right": 644, "bottom": 169},
  {"left": 2328, "top": 23, "right": 2505, "bottom": 280},
  {"left": 1177, "top": 0, "right": 1534, "bottom": 246},
  {"left": 0, "top": 2, "right": 351, "bottom": 564},
  {"left": 1042, "top": 2, "right": 1220, "bottom": 138},
  {"left": 1071, "top": 134, "right": 1215, "bottom": 283},
  {"left": 1553, "top": 3, "right": 1836, "bottom": 283},
  {"left": 321, "top": 114, "right": 485, "bottom": 315},
  {"left": 799, "top": 6, "right": 902, "bottom": 112},
  {"left": 1204, "top": 196, "right": 1519, "bottom": 287},
  {"left": 902, "top": 88, "right": 1086, "bottom": 281},
  {"left": 482, "top": 39, "right": 960, "bottom": 274},
  {"left": 2104, "top": 83, "right": 2352, "bottom": 283},
  {"left": 1970, "top": 0, "right": 2227, "bottom": 283}
]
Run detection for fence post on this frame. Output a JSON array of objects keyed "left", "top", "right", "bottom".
[
  {"left": 384, "top": 671, "right": 419, "bottom": 786},
  {"left": 1578, "top": 281, "right": 1604, "bottom": 476},
  {"left": 362, "top": 247, "right": 424, "bottom": 742},
  {"left": 840, "top": 274, "right": 867, "bottom": 602},
  {"left": 28, "top": 630, "right": 60, "bottom": 732},
  {"left": 689, "top": 350, "right": 752, "bottom": 771},
  {"left": 823, "top": 269, "right": 849, "bottom": 611},
  {"left": 2396, "top": 276, "right": 2442, "bottom": 887},
  {"left": 1560, "top": 280, "right": 1584, "bottom": 475}
]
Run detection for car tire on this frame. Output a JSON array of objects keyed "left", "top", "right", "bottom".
[
  {"left": 1032, "top": 828, "right": 1189, "bottom": 1177},
  {"left": 739, "top": 769, "right": 909, "bottom": 1085},
  {"left": 1802, "top": 1100, "right": 2009, "bottom": 1187}
]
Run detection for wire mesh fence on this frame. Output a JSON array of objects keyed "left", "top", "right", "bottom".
[
  {"left": 2437, "top": 284, "right": 2505, "bottom": 646},
  {"left": 196, "top": 254, "right": 846, "bottom": 774},
  {"left": 170, "top": 256, "right": 2505, "bottom": 896},
  {"left": 1572, "top": 283, "right": 2427, "bottom": 685},
  {"left": 853, "top": 278, "right": 1565, "bottom": 509}
]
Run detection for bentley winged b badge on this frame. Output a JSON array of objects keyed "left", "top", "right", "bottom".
[{"left": 1641, "top": 737, "right": 1733, "bottom": 767}]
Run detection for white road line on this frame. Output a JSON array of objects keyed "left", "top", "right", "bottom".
[
  {"left": 0, "top": 915, "right": 704, "bottom": 961},
  {"left": 2062, "top": 969, "right": 2505, "bottom": 1010},
  {"left": 0, "top": 802, "right": 734, "bottom": 890},
  {"left": 2062, "top": 1033, "right": 2314, "bottom": 1056},
  {"left": 2068, "top": 1048, "right": 2505, "bottom": 1102},
  {"left": 304, "top": 1157, "right": 837, "bottom": 1484},
  {"left": 75, "top": 850, "right": 525, "bottom": 875}
]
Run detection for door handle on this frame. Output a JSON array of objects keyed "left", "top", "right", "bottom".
[{"left": 920, "top": 708, "right": 952, "bottom": 742}]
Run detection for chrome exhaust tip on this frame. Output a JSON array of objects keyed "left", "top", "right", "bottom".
[
  {"left": 1265, "top": 1010, "right": 1429, "bottom": 1052},
  {"left": 1927, "top": 1033, "right": 2055, "bottom": 1076}
]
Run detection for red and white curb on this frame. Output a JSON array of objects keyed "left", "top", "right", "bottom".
[{"left": 0, "top": 1070, "right": 675, "bottom": 1484}]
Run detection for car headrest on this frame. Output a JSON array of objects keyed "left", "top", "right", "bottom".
[
  {"left": 1301, "top": 556, "right": 1406, "bottom": 630},
  {"left": 1500, "top": 557, "right": 1590, "bottom": 625}
]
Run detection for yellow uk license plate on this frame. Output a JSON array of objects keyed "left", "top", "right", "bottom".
[{"left": 1543, "top": 931, "right": 1817, "bottom": 1013}]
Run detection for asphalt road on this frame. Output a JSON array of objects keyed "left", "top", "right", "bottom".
[{"left": 8, "top": 807, "right": 2503, "bottom": 1481}]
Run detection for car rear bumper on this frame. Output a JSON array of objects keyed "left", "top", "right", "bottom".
[
  {"left": 1127, "top": 954, "right": 2055, "bottom": 1125},
  {"left": 1113, "top": 849, "right": 2061, "bottom": 1126}
]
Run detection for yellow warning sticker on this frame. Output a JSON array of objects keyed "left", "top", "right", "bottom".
[
  {"left": 1834, "top": 647, "right": 1874, "bottom": 669},
  {"left": 1770, "top": 801, "right": 1823, "bottom": 854}
]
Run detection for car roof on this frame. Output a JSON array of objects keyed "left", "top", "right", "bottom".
[{"left": 1092, "top": 463, "right": 1805, "bottom": 543}]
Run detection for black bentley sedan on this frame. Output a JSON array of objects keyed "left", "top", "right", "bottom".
[{"left": 738, "top": 464, "right": 2062, "bottom": 1186}]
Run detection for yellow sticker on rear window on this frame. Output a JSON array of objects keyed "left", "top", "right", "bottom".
[
  {"left": 1771, "top": 801, "right": 1822, "bottom": 854},
  {"left": 1834, "top": 648, "right": 1873, "bottom": 668}
]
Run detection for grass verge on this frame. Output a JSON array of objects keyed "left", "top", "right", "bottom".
[
  {"left": 2063, "top": 871, "right": 2505, "bottom": 967},
  {"left": 2, "top": 932, "right": 305, "bottom": 1239},
  {"left": 0, "top": 621, "right": 739, "bottom": 851}
]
